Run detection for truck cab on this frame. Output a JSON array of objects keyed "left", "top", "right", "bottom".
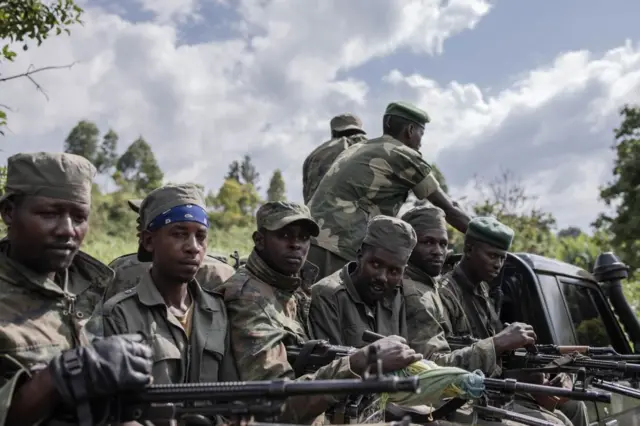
[{"left": 484, "top": 251, "right": 640, "bottom": 426}]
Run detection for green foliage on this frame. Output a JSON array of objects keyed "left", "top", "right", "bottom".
[
  {"left": 0, "top": 0, "right": 83, "bottom": 63},
  {"left": 597, "top": 105, "right": 640, "bottom": 274},
  {"left": 267, "top": 169, "right": 286, "bottom": 202},
  {"left": 64, "top": 120, "right": 100, "bottom": 161},
  {"left": 209, "top": 178, "right": 262, "bottom": 229},
  {"left": 116, "top": 136, "right": 164, "bottom": 193}
]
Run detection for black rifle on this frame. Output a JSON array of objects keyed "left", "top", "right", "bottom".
[
  {"left": 99, "top": 346, "right": 418, "bottom": 426},
  {"left": 286, "top": 340, "right": 354, "bottom": 377}
]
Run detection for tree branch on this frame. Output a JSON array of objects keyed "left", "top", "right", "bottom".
[{"left": 0, "top": 62, "right": 77, "bottom": 83}]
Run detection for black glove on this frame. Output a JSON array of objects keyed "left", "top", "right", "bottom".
[{"left": 49, "top": 334, "right": 153, "bottom": 405}]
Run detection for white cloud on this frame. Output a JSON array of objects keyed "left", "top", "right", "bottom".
[{"left": 0, "top": 0, "right": 639, "bottom": 232}]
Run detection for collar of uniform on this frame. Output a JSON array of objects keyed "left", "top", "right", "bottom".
[
  {"left": 452, "top": 263, "right": 486, "bottom": 296},
  {"left": 343, "top": 261, "right": 397, "bottom": 311},
  {"left": 245, "top": 249, "right": 301, "bottom": 293},
  {"left": 299, "top": 260, "right": 319, "bottom": 294},
  {"left": 136, "top": 269, "right": 220, "bottom": 312},
  {"left": 404, "top": 263, "right": 437, "bottom": 288}
]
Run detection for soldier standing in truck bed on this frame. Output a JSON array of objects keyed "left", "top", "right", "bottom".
[{"left": 307, "top": 101, "right": 471, "bottom": 282}]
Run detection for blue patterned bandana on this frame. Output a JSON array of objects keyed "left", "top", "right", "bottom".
[{"left": 147, "top": 204, "right": 209, "bottom": 231}]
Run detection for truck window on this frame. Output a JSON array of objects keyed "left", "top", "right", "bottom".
[{"left": 559, "top": 280, "right": 613, "bottom": 347}]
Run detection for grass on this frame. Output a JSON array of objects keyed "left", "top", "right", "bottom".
[{"left": 82, "top": 226, "right": 255, "bottom": 264}]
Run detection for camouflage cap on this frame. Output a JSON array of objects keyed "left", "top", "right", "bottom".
[
  {"left": 0, "top": 152, "right": 96, "bottom": 205},
  {"left": 256, "top": 201, "right": 319, "bottom": 237},
  {"left": 138, "top": 183, "right": 207, "bottom": 261},
  {"left": 330, "top": 113, "right": 366, "bottom": 134},
  {"left": 384, "top": 101, "right": 430, "bottom": 127},
  {"left": 401, "top": 205, "right": 447, "bottom": 232},
  {"left": 466, "top": 216, "right": 514, "bottom": 251},
  {"left": 362, "top": 215, "right": 417, "bottom": 261},
  {"left": 127, "top": 199, "right": 142, "bottom": 213}
]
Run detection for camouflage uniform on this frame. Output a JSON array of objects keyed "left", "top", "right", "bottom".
[
  {"left": 302, "top": 113, "right": 367, "bottom": 204},
  {"left": 308, "top": 216, "right": 417, "bottom": 348},
  {"left": 0, "top": 153, "right": 113, "bottom": 426},
  {"left": 439, "top": 217, "right": 578, "bottom": 426},
  {"left": 307, "top": 102, "right": 440, "bottom": 281},
  {"left": 217, "top": 202, "right": 360, "bottom": 425},
  {"left": 98, "top": 184, "right": 239, "bottom": 388}
]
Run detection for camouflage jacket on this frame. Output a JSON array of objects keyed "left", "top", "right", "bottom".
[
  {"left": 216, "top": 250, "right": 357, "bottom": 425},
  {"left": 308, "top": 263, "right": 407, "bottom": 348},
  {"left": 403, "top": 265, "right": 500, "bottom": 377},
  {"left": 101, "top": 271, "right": 238, "bottom": 385},
  {"left": 302, "top": 134, "right": 368, "bottom": 204},
  {"left": 104, "top": 252, "right": 235, "bottom": 301},
  {"left": 438, "top": 264, "right": 504, "bottom": 339},
  {"left": 307, "top": 134, "right": 440, "bottom": 262},
  {"left": 0, "top": 246, "right": 113, "bottom": 426}
]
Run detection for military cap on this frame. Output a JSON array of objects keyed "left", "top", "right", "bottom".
[
  {"left": 401, "top": 205, "right": 447, "bottom": 232},
  {"left": 0, "top": 152, "right": 96, "bottom": 205},
  {"left": 138, "top": 183, "right": 208, "bottom": 261},
  {"left": 256, "top": 201, "right": 319, "bottom": 237},
  {"left": 330, "top": 113, "right": 366, "bottom": 134},
  {"left": 362, "top": 215, "right": 417, "bottom": 261},
  {"left": 466, "top": 216, "right": 514, "bottom": 251},
  {"left": 384, "top": 101, "right": 430, "bottom": 127},
  {"left": 128, "top": 199, "right": 142, "bottom": 213}
]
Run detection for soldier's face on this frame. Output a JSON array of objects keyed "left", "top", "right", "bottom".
[
  {"left": 144, "top": 222, "right": 207, "bottom": 283},
  {"left": 467, "top": 241, "right": 507, "bottom": 282},
  {"left": 355, "top": 246, "right": 406, "bottom": 303},
  {"left": 410, "top": 229, "right": 448, "bottom": 277},
  {"left": 255, "top": 222, "right": 311, "bottom": 276},
  {"left": 406, "top": 124, "right": 424, "bottom": 151},
  {"left": 2, "top": 195, "right": 89, "bottom": 274}
]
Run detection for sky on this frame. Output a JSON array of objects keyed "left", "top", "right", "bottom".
[{"left": 2, "top": 0, "right": 640, "bottom": 231}]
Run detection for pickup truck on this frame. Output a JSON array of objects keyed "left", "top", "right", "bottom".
[{"left": 444, "top": 251, "right": 640, "bottom": 426}]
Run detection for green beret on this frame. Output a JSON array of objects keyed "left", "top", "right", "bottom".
[
  {"left": 466, "top": 217, "right": 514, "bottom": 251},
  {"left": 256, "top": 201, "right": 319, "bottom": 237},
  {"left": 362, "top": 215, "right": 417, "bottom": 261},
  {"left": 401, "top": 205, "right": 447, "bottom": 232},
  {"left": 384, "top": 101, "right": 430, "bottom": 127}
]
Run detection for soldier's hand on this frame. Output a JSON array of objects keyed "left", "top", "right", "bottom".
[
  {"left": 349, "top": 335, "right": 422, "bottom": 375},
  {"left": 49, "top": 334, "right": 153, "bottom": 405},
  {"left": 492, "top": 322, "right": 537, "bottom": 354}
]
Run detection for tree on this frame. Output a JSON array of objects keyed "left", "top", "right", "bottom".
[
  {"left": 94, "top": 129, "right": 118, "bottom": 175},
  {"left": 209, "top": 178, "right": 261, "bottom": 229},
  {"left": 225, "top": 160, "right": 241, "bottom": 182},
  {"left": 1, "top": 0, "right": 84, "bottom": 135},
  {"left": 267, "top": 169, "right": 286, "bottom": 202},
  {"left": 64, "top": 120, "right": 99, "bottom": 163},
  {"left": 558, "top": 227, "right": 583, "bottom": 238},
  {"left": 597, "top": 105, "right": 640, "bottom": 273},
  {"left": 115, "top": 137, "right": 164, "bottom": 194},
  {"left": 240, "top": 154, "right": 260, "bottom": 187}
]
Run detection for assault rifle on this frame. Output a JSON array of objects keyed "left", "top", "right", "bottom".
[
  {"left": 95, "top": 346, "right": 418, "bottom": 426},
  {"left": 445, "top": 335, "right": 640, "bottom": 380},
  {"left": 448, "top": 335, "right": 640, "bottom": 361},
  {"left": 286, "top": 340, "right": 354, "bottom": 377}
]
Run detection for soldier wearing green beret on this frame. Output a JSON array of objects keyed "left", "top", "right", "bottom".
[
  {"left": 439, "top": 217, "right": 588, "bottom": 425},
  {"left": 97, "top": 183, "right": 239, "bottom": 396},
  {"left": 307, "top": 101, "right": 471, "bottom": 282},
  {"left": 309, "top": 215, "right": 423, "bottom": 349},
  {"left": 104, "top": 195, "right": 235, "bottom": 302},
  {"left": 0, "top": 152, "right": 153, "bottom": 426},
  {"left": 302, "top": 113, "right": 368, "bottom": 204},
  {"left": 218, "top": 203, "right": 421, "bottom": 425}
]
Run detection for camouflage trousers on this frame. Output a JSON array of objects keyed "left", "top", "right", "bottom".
[{"left": 306, "top": 244, "right": 349, "bottom": 283}]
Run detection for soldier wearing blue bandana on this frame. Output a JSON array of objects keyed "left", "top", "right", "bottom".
[{"left": 95, "top": 183, "right": 239, "bottom": 394}]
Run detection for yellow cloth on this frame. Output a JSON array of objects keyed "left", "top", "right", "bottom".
[{"left": 174, "top": 302, "right": 194, "bottom": 339}]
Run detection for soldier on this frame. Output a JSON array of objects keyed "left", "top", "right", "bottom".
[
  {"left": 438, "top": 217, "right": 588, "bottom": 426},
  {"left": 217, "top": 201, "right": 422, "bottom": 425},
  {"left": 307, "top": 101, "right": 471, "bottom": 281},
  {"left": 99, "top": 184, "right": 238, "bottom": 389},
  {"left": 104, "top": 195, "right": 235, "bottom": 301},
  {"left": 308, "top": 215, "right": 415, "bottom": 348},
  {"left": 302, "top": 113, "right": 368, "bottom": 204},
  {"left": 0, "top": 152, "right": 152, "bottom": 426}
]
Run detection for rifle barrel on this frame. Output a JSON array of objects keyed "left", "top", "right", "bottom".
[
  {"left": 514, "top": 352, "right": 640, "bottom": 375},
  {"left": 129, "top": 377, "right": 419, "bottom": 403},
  {"left": 590, "top": 378, "right": 640, "bottom": 399},
  {"left": 483, "top": 378, "right": 611, "bottom": 403}
]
